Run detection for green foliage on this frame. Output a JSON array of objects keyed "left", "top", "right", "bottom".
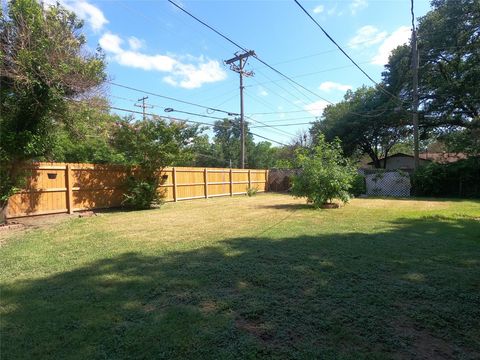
[
  {"left": 310, "top": 86, "right": 409, "bottom": 168},
  {"left": 114, "top": 116, "right": 203, "bottom": 209},
  {"left": 350, "top": 174, "right": 366, "bottom": 197},
  {"left": 188, "top": 119, "right": 285, "bottom": 169},
  {"left": 412, "top": 157, "right": 480, "bottom": 197},
  {"left": 383, "top": 0, "right": 479, "bottom": 130},
  {"left": 121, "top": 176, "right": 164, "bottom": 210},
  {"left": 291, "top": 135, "right": 357, "bottom": 207},
  {"left": 246, "top": 186, "right": 258, "bottom": 197},
  {"left": 0, "top": 0, "right": 105, "bottom": 216},
  {"left": 440, "top": 126, "right": 480, "bottom": 156}
]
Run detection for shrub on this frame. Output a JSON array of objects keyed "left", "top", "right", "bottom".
[
  {"left": 291, "top": 135, "right": 356, "bottom": 208},
  {"left": 246, "top": 186, "right": 259, "bottom": 197},
  {"left": 122, "top": 175, "right": 164, "bottom": 210},
  {"left": 350, "top": 174, "right": 366, "bottom": 197},
  {"left": 412, "top": 157, "right": 480, "bottom": 197}
]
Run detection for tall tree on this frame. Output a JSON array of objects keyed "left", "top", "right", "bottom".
[
  {"left": 383, "top": 0, "right": 480, "bottom": 130},
  {"left": 0, "top": 0, "right": 106, "bottom": 221},
  {"left": 310, "top": 87, "right": 409, "bottom": 168},
  {"left": 211, "top": 118, "right": 254, "bottom": 168}
]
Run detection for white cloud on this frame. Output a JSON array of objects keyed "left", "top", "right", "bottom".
[
  {"left": 128, "top": 37, "right": 144, "bottom": 51},
  {"left": 258, "top": 87, "right": 268, "bottom": 97},
  {"left": 313, "top": 5, "right": 324, "bottom": 14},
  {"left": 304, "top": 100, "right": 330, "bottom": 117},
  {"left": 99, "top": 33, "right": 227, "bottom": 89},
  {"left": 165, "top": 61, "right": 227, "bottom": 89},
  {"left": 327, "top": 6, "right": 338, "bottom": 16},
  {"left": 99, "top": 32, "right": 123, "bottom": 53},
  {"left": 350, "top": 0, "right": 368, "bottom": 15},
  {"left": 319, "top": 81, "right": 352, "bottom": 92},
  {"left": 371, "top": 26, "right": 410, "bottom": 65},
  {"left": 69, "top": 0, "right": 108, "bottom": 30},
  {"left": 348, "top": 25, "right": 387, "bottom": 49},
  {"left": 41, "top": 0, "right": 108, "bottom": 31}
]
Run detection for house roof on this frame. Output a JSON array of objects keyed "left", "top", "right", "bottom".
[{"left": 367, "top": 152, "right": 467, "bottom": 165}]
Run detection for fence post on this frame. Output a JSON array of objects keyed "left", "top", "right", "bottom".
[
  {"left": 229, "top": 169, "right": 233, "bottom": 196},
  {"left": 66, "top": 164, "right": 74, "bottom": 214},
  {"left": 172, "top": 167, "right": 178, "bottom": 202},
  {"left": 248, "top": 169, "right": 251, "bottom": 190},
  {"left": 265, "top": 169, "right": 269, "bottom": 192},
  {"left": 204, "top": 168, "right": 209, "bottom": 199}
]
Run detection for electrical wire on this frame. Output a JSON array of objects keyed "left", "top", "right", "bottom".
[
  {"left": 108, "top": 81, "right": 239, "bottom": 116},
  {"left": 292, "top": 0, "right": 402, "bottom": 104},
  {"left": 251, "top": 122, "right": 313, "bottom": 127},
  {"left": 72, "top": 99, "right": 289, "bottom": 146},
  {"left": 167, "top": 0, "right": 332, "bottom": 105},
  {"left": 167, "top": 0, "right": 396, "bottom": 121}
]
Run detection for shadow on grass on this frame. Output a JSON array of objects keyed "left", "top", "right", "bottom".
[
  {"left": 258, "top": 202, "right": 313, "bottom": 211},
  {"left": 1, "top": 217, "right": 480, "bottom": 359},
  {"left": 361, "top": 196, "right": 480, "bottom": 203}
]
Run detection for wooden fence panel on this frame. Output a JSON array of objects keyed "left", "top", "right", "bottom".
[{"left": 6, "top": 163, "right": 269, "bottom": 218}]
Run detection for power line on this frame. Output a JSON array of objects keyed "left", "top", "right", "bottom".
[
  {"left": 167, "top": 0, "right": 395, "bottom": 122},
  {"left": 292, "top": 0, "right": 401, "bottom": 103},
  {"left": 252, "top": 122, "right": 313, "bottom": 127},
  {"left": 167, "top": 0, "right": 332, "bottom": 105},
  {"left": 246, "top": 61, "right": 371, "bottom": 88},
  {"left": 109, "top": 94, "right": 231, "bottom": 121},
  {"left": 246, "top": 116, "right": 296, "bottom": 137},
  {"left": 249, "top": 132, "right": 287, "bottom": 146},
  {"left": 76, "top": 100, "right": 289, "bottom": 146},
  {"left": 108, "top": 81, "right": 239, "bottom": 116}
]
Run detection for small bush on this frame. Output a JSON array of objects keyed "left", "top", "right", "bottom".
[
  {"left": 291, "top": 135, "right": 356, "bottom": 208},
  {"left": 246, "top": 186, "right": 259, "bottom": 197},
  {"left": 122, "top": 176, "right": 163, "bottom": 210},
  {"left": 412, "top": 157, "right": 480, "bottom": 197}
]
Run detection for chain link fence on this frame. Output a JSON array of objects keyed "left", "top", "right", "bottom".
[{"left": 359, "top": 169, "right": 411, "bottom": 197}]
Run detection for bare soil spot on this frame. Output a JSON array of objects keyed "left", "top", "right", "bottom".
[{"left": 392, "top": 318, "right": 456, "bottom": 359}]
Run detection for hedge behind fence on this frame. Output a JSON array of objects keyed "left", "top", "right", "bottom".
[{"left": 412, "top": 157, "right": 480, "bottom": 198}]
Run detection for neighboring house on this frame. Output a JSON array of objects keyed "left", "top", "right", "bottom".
[{"left": 365, "top": 152, "right": 467, "bottom": 170}]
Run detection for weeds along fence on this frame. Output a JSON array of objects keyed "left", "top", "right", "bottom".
[{"left": 6, "top": 162, "right": 268, "bottom": 219}]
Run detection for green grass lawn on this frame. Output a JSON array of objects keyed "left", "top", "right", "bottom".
[{"left": 1, "top": 194, "right": 479, "bottom": 359}]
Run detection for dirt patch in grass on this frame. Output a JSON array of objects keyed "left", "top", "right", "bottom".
[
  {"left": 0, "top": 211, "right": 96, "bottom": 244},
  {"left": 235, "top": 317, "right": 274, "bottom": 344},
  {"left": 392, "top": 318, "right": 459, "bottom": 360}
]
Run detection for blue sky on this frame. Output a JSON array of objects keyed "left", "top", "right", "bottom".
[{"left": 48, "top": 0, "right": 432, "bottom": 145}]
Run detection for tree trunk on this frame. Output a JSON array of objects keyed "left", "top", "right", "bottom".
[{"left": 383, "top": 150, "right": 389, "bottom": 169}]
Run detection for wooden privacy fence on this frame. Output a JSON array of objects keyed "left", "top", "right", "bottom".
[{"left": 6, "top": 162, "right": 268, "bottom": 219}]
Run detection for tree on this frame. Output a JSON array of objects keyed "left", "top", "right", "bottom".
[
  {"left": 0, "top": 0, "right": 106, "bottom": 221},
  {"left": 112, "top": 116, "right": 204, "bottom": 209},
  {"left": 383, "top": 0, "right": 479, "bottom": 130},
  {"left": 248, "top": 141, "right": 280, "bottom": 169},
  {"left": 48, "top": 99, "right": 125, "bottom": 163},
  {"left": 310, "top": 87, "right": 409, "bottom": 168},
  {"left": 210, "top": 118, "right": 254, "bottom": 168},
  {"left": 291, "top": 135, "right": 356, "bottom": 208}
]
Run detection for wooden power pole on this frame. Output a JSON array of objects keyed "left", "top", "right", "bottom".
[
  {"left": 135, "top": 96, "right": 153, "bottom": 121},
  {"left": 225, "top": 50, "right": 255, "bottom": 169},
  {"left": 411, "top": 0, "right": 420, "bottom": 170}
]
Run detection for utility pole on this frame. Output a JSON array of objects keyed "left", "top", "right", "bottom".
[
  {"left": 411, "top": 0, "right": 420, "bottom": 170},
  {"left": 225, "top": 50, "right": 255, "bottom": 169},
  {"left": 135, "top": 96, "right": 153, "bottom": 121}
]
